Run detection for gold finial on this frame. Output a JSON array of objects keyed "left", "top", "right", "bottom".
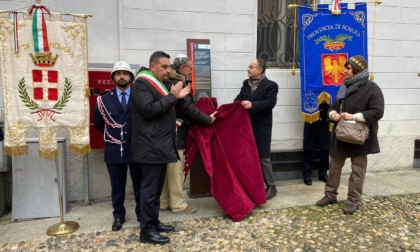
[
  {"left": 311, "top": 0, "right": 318, "bottom": 11},
  {"left": 36, "top": 0, "right": 41, "bottom": 4}
]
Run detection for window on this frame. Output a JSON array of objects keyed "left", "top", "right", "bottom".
[{"left": 257, "top": 0, "right": 315, "bottom": 68}]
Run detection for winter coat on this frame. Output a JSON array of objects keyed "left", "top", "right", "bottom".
[
  {"left": 330, "top": 80, "right": 384, "bottom": 158},
  {"left": 130, "top": 73, "right": 179, "bottom": 164},
  {"left": 234, "top": 76, "right": 279, "bottom": 157},
  {"left": 166, "top": 68, "right": 211, "bottom": 149}
]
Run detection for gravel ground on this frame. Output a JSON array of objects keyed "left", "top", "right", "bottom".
[{"left": 1, "top": 193, "right": 419, "bottom": 252}]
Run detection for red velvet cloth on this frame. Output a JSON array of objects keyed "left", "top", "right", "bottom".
[{"left": 185, "top": 97, "right": 266, "bottom": 221}]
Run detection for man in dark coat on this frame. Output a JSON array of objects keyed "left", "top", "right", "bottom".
[
  {"left": 130, "top": 51, "right": 191, "bottom": 244},
  {"left": 160, "top": 54, "right": 216, "bottom": 214},
  {"left": 93, "top": 61, "right": 141, "bottom": 231},
  {"left": 316, "top": 55, "right": 384, "bottom": 214},
  {"left": 234, "top": 58, "right": 279, "bottom": 200}
]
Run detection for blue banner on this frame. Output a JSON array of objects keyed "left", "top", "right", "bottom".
[{"left": 299, "top": 3, "right": 367, "bottom": 123}]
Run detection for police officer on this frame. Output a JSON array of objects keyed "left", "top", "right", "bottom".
[
  {"left": 94, "top": 61, "right": 141, "bottom": 231},
  {"left": 302, "top": 101, "right": 330, "bottom": 185}
]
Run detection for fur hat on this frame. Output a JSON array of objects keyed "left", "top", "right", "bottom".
[{"left": 346, "top": 55, "right": 368, "bottom": 73}]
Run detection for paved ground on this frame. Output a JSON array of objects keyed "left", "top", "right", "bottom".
[{"left": 0, "top": 170, "right": 419, "bottom": 251}]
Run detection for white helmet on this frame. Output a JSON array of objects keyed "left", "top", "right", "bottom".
[{"left": 111, "top": 61, "right": 134, "bottom": 81}]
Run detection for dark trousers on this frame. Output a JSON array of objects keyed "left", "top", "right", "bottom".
[
  {"left": 302, "top": 149, "right": 329, "bottom": 178},
  {"left": 260, "top": 157, "right": 276, "bottom": 187},
  {"left": 139, "top": 163, "right": 167, "bottom": 233},
  {"left": 106, "top": 163, "right": 142, "bottom": 220},
  {"left": 325, "top": 151, "right": 368, "bottom": 205}
]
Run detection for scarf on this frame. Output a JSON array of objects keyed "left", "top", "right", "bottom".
[
  {"left": 336, "top": 69, "right": 369, "bottom": 102},
  {"left": 248, "top": 73, "right": 265, "bottom": 95}
]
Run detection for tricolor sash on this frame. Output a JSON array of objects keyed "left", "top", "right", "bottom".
[{"left": 136, "top": 70, "right": 169, "bottom": 97}]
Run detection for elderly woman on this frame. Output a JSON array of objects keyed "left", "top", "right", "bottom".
[{"left": 316, "top": 55, "right": 384, "bottom": 214}]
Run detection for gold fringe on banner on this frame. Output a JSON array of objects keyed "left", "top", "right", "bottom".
[
  {"left": 301, "top": 111, "right": 320, "bottom": 124},
  {"left": 318, "top": 92, "right": 331, "bottom": 105},
  {"left": 85, "top": 87, "right": 91, "bottom": 97},
  {"left": 70, "top": 144, "right": 91, "bottom": 156},
  {"left": 329, "top": 122, "right": 334, "bottom": 132},
  {"left": 4, "top": 146, "right": 28, "bottom": 157},
  {"left": 39, "top": 148, "right": 59, "bottom": 161},
  {"left": 301, "top": 92, "right": 332, "bottom": 123}
]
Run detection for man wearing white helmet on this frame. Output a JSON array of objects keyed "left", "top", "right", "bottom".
[{"left": 94, "top": 61, "right": 141, "bottom": 232}]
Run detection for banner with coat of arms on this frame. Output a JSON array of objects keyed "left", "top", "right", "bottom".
[
  {"left": 299, "top": 2, "right": 367, "bottom": 123},
  {"left": 0, "top": 5, "right": 91, "bottom": 160}
]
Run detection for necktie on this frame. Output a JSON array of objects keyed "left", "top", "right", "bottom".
[{"left": 121, "top": 92, "right": 127, "bottom": 110}]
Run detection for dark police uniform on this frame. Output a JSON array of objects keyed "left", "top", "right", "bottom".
[
  {"left": 303, "top": 102, "right": 331, "bottom": 181},
  {"left": 93, "top": 87, "right": 141, "bottom": 221}
]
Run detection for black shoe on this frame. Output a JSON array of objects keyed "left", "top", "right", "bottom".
[
  {"left": 319, "top": 174, "right": 328, "bottom": 183},
  {"left": 111, "top": 218, "right": 125, "bottom": 231},
  {"left": 137, "top": 217, "right": 141, "bottom": 223},
  {"left": 156, "top": 223, "right": 175, "bottom": 233},
  {"left": 140, "top": 231, "right": 170, "bottom": 244},
  {"left": 304, "top": 177, "right": 312, "bottom": 186},
  {"left": 266, "top": 186, "right": 277, "bottom": 200}
]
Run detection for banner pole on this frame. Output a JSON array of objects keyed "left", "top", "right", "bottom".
[
  {"left": 46, "top": 157, "right": 79, "bottom": 236},
  {"left": 288, "top": 4, "right": 299, "bottom": 76},
  {"left": 370, "top": 0, "right": 382, "bottom": 81}
]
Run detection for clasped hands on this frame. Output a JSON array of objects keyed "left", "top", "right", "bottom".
[
  {"left": 332, "top": 112, "right": 353, "bottom": 122},
  {"left": 170, "top": 81, "right": 191, "bottom": 99}
]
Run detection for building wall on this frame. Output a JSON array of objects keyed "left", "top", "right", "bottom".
[{"left": 0, "top": 0, "right": 419, "bottom": 202}]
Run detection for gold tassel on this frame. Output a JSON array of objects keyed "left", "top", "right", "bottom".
[
  {"left": 39, "top": 148, "right": 59, "bottom": 161},
  {"left": 70, "top": 144, "right": 91, "bottom": 156},
  {"left": 331, "top": 9, "right": 341, "bottom": 15},
  {"left": 329, "top": 122, "right": 334, "bottom": 132},
  {"left": 301, "top": 111, "right": 320, "bottom": 123},
  {"left": 4, "top": 146, "right": 28, "bottom": 156}
]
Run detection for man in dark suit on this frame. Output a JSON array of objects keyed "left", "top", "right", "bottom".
[
  {"left": 234, "top": 58, "right": 279, "bottom": 200},
  {"left": 93, "top": 61, "right": 141, "bottom": 231},
  {"left": 131, "top": 51, "right": 191, "bottom": 244}
]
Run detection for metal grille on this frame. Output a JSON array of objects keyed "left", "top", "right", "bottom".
[{"left": 257, "top": 0, "right": 314, "bottom": 68}]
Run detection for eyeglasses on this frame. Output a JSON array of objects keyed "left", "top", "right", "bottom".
[
  {"left": 248, "top": 65, "right": 260, "bottom": 70},
  {"left": 184, "top": 64, "right": 193, "bottom": 69}
]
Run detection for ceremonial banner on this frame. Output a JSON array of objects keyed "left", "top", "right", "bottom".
[
  {"left": 0, "top": 6, "right": 91, "bottom": 159},
  {"left": 299, "top": 2, "right": 367, "bottom": 123}
]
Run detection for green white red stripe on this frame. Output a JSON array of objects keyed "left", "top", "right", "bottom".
[
  {"left": 29, "top": 5, "right": 50, "bottom": 53},
  {"left": 176, "top": 118, "right": 184, "bottom": 128},
  {"left": 136, "top": 70, "right": 169, "bottom": 97}
]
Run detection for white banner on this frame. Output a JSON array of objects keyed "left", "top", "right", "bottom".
[{"left": 0, "top": 10, "right": 91, "bottom": 159}]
